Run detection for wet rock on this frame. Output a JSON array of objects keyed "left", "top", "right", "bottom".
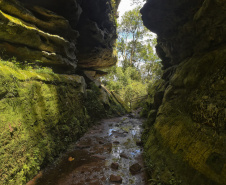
[
  {"left": 91, "top": 155, "right": 106, "bottom": 160},
  {"left": 112, "top": 130, "right": 119, "bottom": 134},
  {"left": 112, "top": 130, "right": 127, "bottom": 137},
  {"left": 76, "top": 144, "right": 90, "bottom": 149},
  {"left": 109, "top": 175, "right": 122, "bottom": 183},
  {"left": 129, "top": 163, "right": 142, "bottom": 175},
  {"left": 89, "top": 179, "right": 99, "bottom": 185},
  {"left": 103, "top": 143, "right": 112, "bottom": 153},
  {"left": 111, "top": 162, "right": 119, "bottom": 170},
  {"left": 120, "top": 153, "right": 128, "bottom": 159},
  {"left": 136, "top": 140, "right": 143, "bottom": 146},
  {"left": 113, "top": 141, "right": 120, "bottom": 144},
  {"left": 128, "top": 113, "right": 134, "bottom": 118}
]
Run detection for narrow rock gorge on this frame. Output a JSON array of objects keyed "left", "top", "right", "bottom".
[
  {"left": 141, "top": 0, "right": 226, "bottom": 184},
  {"left": 0, "top": 0, "right": 225, "bottom": 184}
]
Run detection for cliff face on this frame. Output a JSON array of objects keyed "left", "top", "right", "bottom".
[
  {"left": 0, "top": 0, "right": 118, "bottom": 73},
  {"left": 141, "top": 0, "right": 226, "bottom": 184},
  {"left": 0, "top": 0, "right": 124, "bottom": 184}
]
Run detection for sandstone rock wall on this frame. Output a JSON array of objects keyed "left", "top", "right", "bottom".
[
  {"left": 0, "top": 0, "right": 118, "bottom": 73},
  {"left": 141, "top": 0, "right": 226, "bottom": 184}
]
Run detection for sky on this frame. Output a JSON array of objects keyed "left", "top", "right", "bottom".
[
  {"left": 116, "top": 0, "right": 156, "bottom": 66},
  {"left": 117, "top": 0, "right": 145, "bottom": 23},
  {"left": 117, "top": 0, "right": 155, "bottom": 41}
]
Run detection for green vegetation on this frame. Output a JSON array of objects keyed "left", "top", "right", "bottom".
[
  {"left": 0, "top": 1, "right": 163, "bottom": 184},
  {"left": 0, "top": 58, "right": 90, "bottom": 184},
  {"left": 85, "top": 82, "right": 126, "bottom": 121},
  {"left": 0, "top": 58, "right": 125, "bottom": 184},
  {"left": 102, "top": 5, "right": 162, "bottom": 109}
]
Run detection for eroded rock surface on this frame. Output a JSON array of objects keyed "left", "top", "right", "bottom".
[
  {"left": 0, "top": 0, "right": 118, "bottom": 72},
  {"left": 141, "top": 0, "right": 226, "bottom": 184},
  {"left": 76, "top": 0, "right": 118, "bottom": 69},
  {"left": 0, "top": 0, "right": 78, "bottom": 72}
]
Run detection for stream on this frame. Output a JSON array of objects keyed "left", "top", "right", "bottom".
[{"left": 27, "top": 115, "right": 147, "bottom": 185}]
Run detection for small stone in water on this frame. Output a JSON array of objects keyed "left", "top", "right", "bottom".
[
  {"left": 99, "top": 140, "right": 104, "bottom": 144},
  {"left": 111, "top": 162, "right": 119, "bottom": 170},
  {"left": 109, "top": 174, "right": 122, "bottom": 183},
  {"left": 91, "top": 155, "right": 106, "bottom": 160},
  {"left": 136, "top": 140, "right": 143, "bottom": 146},
  {"left": 120, "top": 153, "right": 128, "bottom": 159},
  {"left": 129, "top": 163, "right": 142, "bottom": 175},
  {"left": 113, "top": 141, "right": 120, "bottom": 144}
]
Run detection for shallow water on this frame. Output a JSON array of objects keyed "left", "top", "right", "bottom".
[{"left": 27, "top": 115, "right": 147, "bottom": 185}]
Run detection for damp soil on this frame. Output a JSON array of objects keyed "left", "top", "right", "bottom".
[{"left": 27, "top": 114, "right": 147, "bottom": 185}]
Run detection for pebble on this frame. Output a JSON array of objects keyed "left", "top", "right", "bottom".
[
  {"left": 89, "top": 179, "right": 99, "bottom": 185},
  {"left": 109, "top": 175, "right": 122, "bottom": 183},
  {"left": 99, "top": 140, "right": 104, "bottom": 144},
  {"left": 120, "top": 153, "right": 128, "bottom": 159},
  {"left": 113, "top": 141, "right": 120, "bottom": 144},
  {"left": 111, "top": 162, "right": 119, "bottom": 170},
  {"left": 129, "top": 163, "right": 142, "bottom": 175},
  {"left": 136, "top": 140, "right": 143, "bottom": 146}
]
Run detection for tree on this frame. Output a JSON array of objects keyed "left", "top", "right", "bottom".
[
  {"left": 131, "top": 0, "right": 146, "bottom": 6},
  {"left": 102, "top": 3, "right": 163, "bottom": 109},
  {"left": 117, "top": 6, "right": 148, "bottom": 67}
]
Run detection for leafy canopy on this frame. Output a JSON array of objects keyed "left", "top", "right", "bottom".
[{"left": 102, "top": 2, "right": 162, "bottom": 109}]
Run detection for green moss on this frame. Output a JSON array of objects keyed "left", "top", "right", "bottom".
[
  {"left": 84, "top": 83, "right": 106, "bottom": 121},
  {"left": 0, "top": 59, "right": 90, "bottom": 184},
  {"left": 84, "top": 83, "right": 126, "bottom": 121},
  {"left": 0, "top": 59, "right": 126, "bottom": 184},
  {"left": 142, "top": 48, "right": 226, "bottom": 185},
  {"left": 111, "top": 91, "right": 130, "bottom": 113}
]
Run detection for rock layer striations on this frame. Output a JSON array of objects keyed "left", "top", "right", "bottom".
[
  {"left": 141, "top": 0, "right": 226, "bottom": 184},
  {"left": 0, "top": 0, "right": 118, "bottom": 73}
]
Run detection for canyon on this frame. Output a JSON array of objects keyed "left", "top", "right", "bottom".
[{"left": 0, "top": 0, "right": 225, "bottom": 184}]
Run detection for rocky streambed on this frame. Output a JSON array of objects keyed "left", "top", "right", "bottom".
[{"left": 27, "top": 115, "right": 147, "bottom": 185}]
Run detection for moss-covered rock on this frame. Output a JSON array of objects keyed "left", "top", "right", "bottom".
[
  {"left": 141, "top": 0, "right": 226, "bottom": 184},
  {"left": 0, "top": 60, "right": 90, "bottom": 184},
  {"left": 143, "top": 48, "right": 226, "bottom": 185},
  {"left": 111, "top": 91, "right": 130, "bottom": 113},
  {"left": 84, "top": 83, "right": 126, "bottom": 121},
  {"left": 0, "top": 59, "right": 126, "bottom": 184}
]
